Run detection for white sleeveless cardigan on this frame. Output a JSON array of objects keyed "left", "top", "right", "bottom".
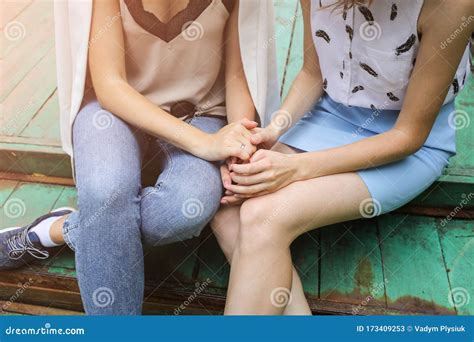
[{"left": 54, "top": 0, "right": 280, "bottom": 157}]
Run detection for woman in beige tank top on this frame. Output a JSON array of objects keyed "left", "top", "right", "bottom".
[{"left": 0, "top": 0, "right": 268, "bottom": 315}]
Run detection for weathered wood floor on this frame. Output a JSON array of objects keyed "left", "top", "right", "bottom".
[{"left": 0, "top": 0, "right": 472, "bottom": 315}]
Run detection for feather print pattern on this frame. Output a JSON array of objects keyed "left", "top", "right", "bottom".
[
  {"left": 387, "top": 92, "right": 400, "bottom": 102},
  {"left": 309, "top": 1, "right": 465, "bottom": 110},
  {"left": 360, "top": 62, "right": 378, "bottom": 77},
  {"left": 358, "top": 6, "right": 374, "bottom": 24},
  {"left": 390, "top": 4, "right": 398, "bottom": 21},
  {"left": 315, "top": 30, "right": 331, "bottom": 43},
  {"left": 452, "top": 78, "right": 460, "bottom": 95},
  {"left": 395, "top": 34, "right": 416, "bottom": 55},
  {"left": 346, "top": 25, "right": 353, "bottom": 41}
]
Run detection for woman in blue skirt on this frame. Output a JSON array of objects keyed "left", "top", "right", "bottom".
[{"left": 211, "top": 0, "right": 473, "bottom": 314}]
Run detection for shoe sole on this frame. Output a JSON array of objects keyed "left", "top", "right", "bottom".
[
  {"left": 52, "top": 207, "right": 76, "bottom": 213},
  {"left": 0, "top": 226, "right": 22, "bottom": 233}
]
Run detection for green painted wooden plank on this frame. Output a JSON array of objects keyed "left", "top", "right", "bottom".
[
  {"left": 52, "top": 186, "right": 78, "bottom": 210},
  {"left": 449, "top": 74, "right": 474, "bottom": 172},
  {"left": 0, "top": 47, "right": 57, "bottom": 136},
  {"left": 0, "top": 312, "right": 26, "bottom": 316},
  {"left": 0, "top": 0, "right": 54, "bottom": 101},
  {"left": 43, "top": 250, "right": 76, "bottom": 275},
  {"left": 195, "top": 229, "right": 229, "bottom": 288},
  {"left": 0, "top": 141, "right": 62, "bottom": 152},
  {"left": 20, "top": 91, "right": 61, "bottom": 141},
  {"left": 0, "top": 182, "right": 63, "bottom": 229},
  {"left": 144, "top": 238, "right": 200, "bottom": 284},
  {"left": 274, "top": 0, "right": 299, "bottom": 91},
  {"left": 379, "top": 214, "right": 455, "bottom": 314},
  {"left": 46, "top": 265, "right": 76, "bottom": 277},
  {"left": 0, "top": 148, "right": 71, "bottom": 178},
  {"left": 0, "top": 0, "right": 32, "bottom": 29},
  {"left": 439, "top": 174, "right": 474, "bottom": 184},
  {"left": 291, "top": 231, "right": 319, "bottom": 297},
  {"left": 438, "top": 219, "right": 474, "bottom": 315},
  {"left": 412, "top": 179, "right": 474, "bottom": 208},
  {"left": 0, "top": 179, "right": 18, "bottom": 207},
  {"left": 1, "top": 0, "right": 43, "bottom": 58},
  {"left": 281, "top": 2, "right": 304, "bottom": 98},
  {"left": 320, "top": 220, "right": 385, "bottom": 308}
]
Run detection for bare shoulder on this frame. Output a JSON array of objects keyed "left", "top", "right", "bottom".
[{"left": 419, "top": 0, "right": 474, "bottom": 35}]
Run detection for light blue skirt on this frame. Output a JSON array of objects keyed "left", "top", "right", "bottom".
[{"left": 279, "top": 95, "right": 456, "bottom": 215}]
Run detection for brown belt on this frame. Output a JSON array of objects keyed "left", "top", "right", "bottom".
[
  {"left": 169, "top": 101, "right": 225, "bottom": 120},
  {"left": 169, "top": 101, "right": 197, "bottom": 118}
]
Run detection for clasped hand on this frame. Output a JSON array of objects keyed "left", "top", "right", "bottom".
[{"left": 220, "top": 124, "right": 299, "bottom": 205}]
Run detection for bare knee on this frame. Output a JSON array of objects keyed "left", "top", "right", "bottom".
[
  {"left": 237, "top": 198, "right": 292, "bottom": 253},
  {"left": 211, "top": 205, "right": 238, "bottom": 240},
  {"left": 211, "top": 205, "right": 241, "bottom": 261}
]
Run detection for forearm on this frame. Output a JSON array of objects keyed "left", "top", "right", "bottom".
[
  {"left": 225, "top": 73, "right": 256, "bottom": 124},
  {"left": 224, "top": 0, "right": 255, "bottom": 125},
  {"left": 95, "top": 80, "right": 207, "bottom": 156},
  {"left": 271, "top": 68, "right": 324, "bottom": 135},
  {"left": 295, "top": 128, "right": 419, "bottom": 180}
]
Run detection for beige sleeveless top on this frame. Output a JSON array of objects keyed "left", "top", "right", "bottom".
[{"left": 119, "top": 0, "right": 233, "bottom": 118}]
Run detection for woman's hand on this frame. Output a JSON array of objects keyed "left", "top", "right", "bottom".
[
  {"left": 197, "top": 119, "right": 258, "bottom": 161},
  {"left": 224, "top": 149, "right": 301, "bottom": 197},
  {"left": 219, "top": 157, "right": 246, "bottom": 205},
  {"left": 250, "top": 125, "right": 281, "bottom": 150}
]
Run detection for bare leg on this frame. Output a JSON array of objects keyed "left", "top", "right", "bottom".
[
  {"left": 211, "top": 142, "right": 312, "bottom": 315},
  {"left": 49, "top": 215, "right": 69, "bottom": 244},
  {"left": 224, "top": 147, "right": 371, "bottom": 314},
  {"left": 211, "top": 206, "right": 311, "bottom": 315}
]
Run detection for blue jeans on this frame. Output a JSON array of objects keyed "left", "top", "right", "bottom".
[{"left": 63, "top": 100, "right": 225, "bottom": 314}]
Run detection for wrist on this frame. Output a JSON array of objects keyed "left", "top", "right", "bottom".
[
  {"left": 228, "top": 114, "right": 255, "bottom": 125},
  {"left": 266, "top": 124, "right": 283, "bottom": 141},
  {"left": 187, "top": 130, "right": 213, "bottom": 159},
  {"left": 292, "top": 153, "right": 317, "bottom": 181}
]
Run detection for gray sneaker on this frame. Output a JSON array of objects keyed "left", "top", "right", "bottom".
[{"left": 0, "top": 208, "right": 74, "bottom": 270}]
